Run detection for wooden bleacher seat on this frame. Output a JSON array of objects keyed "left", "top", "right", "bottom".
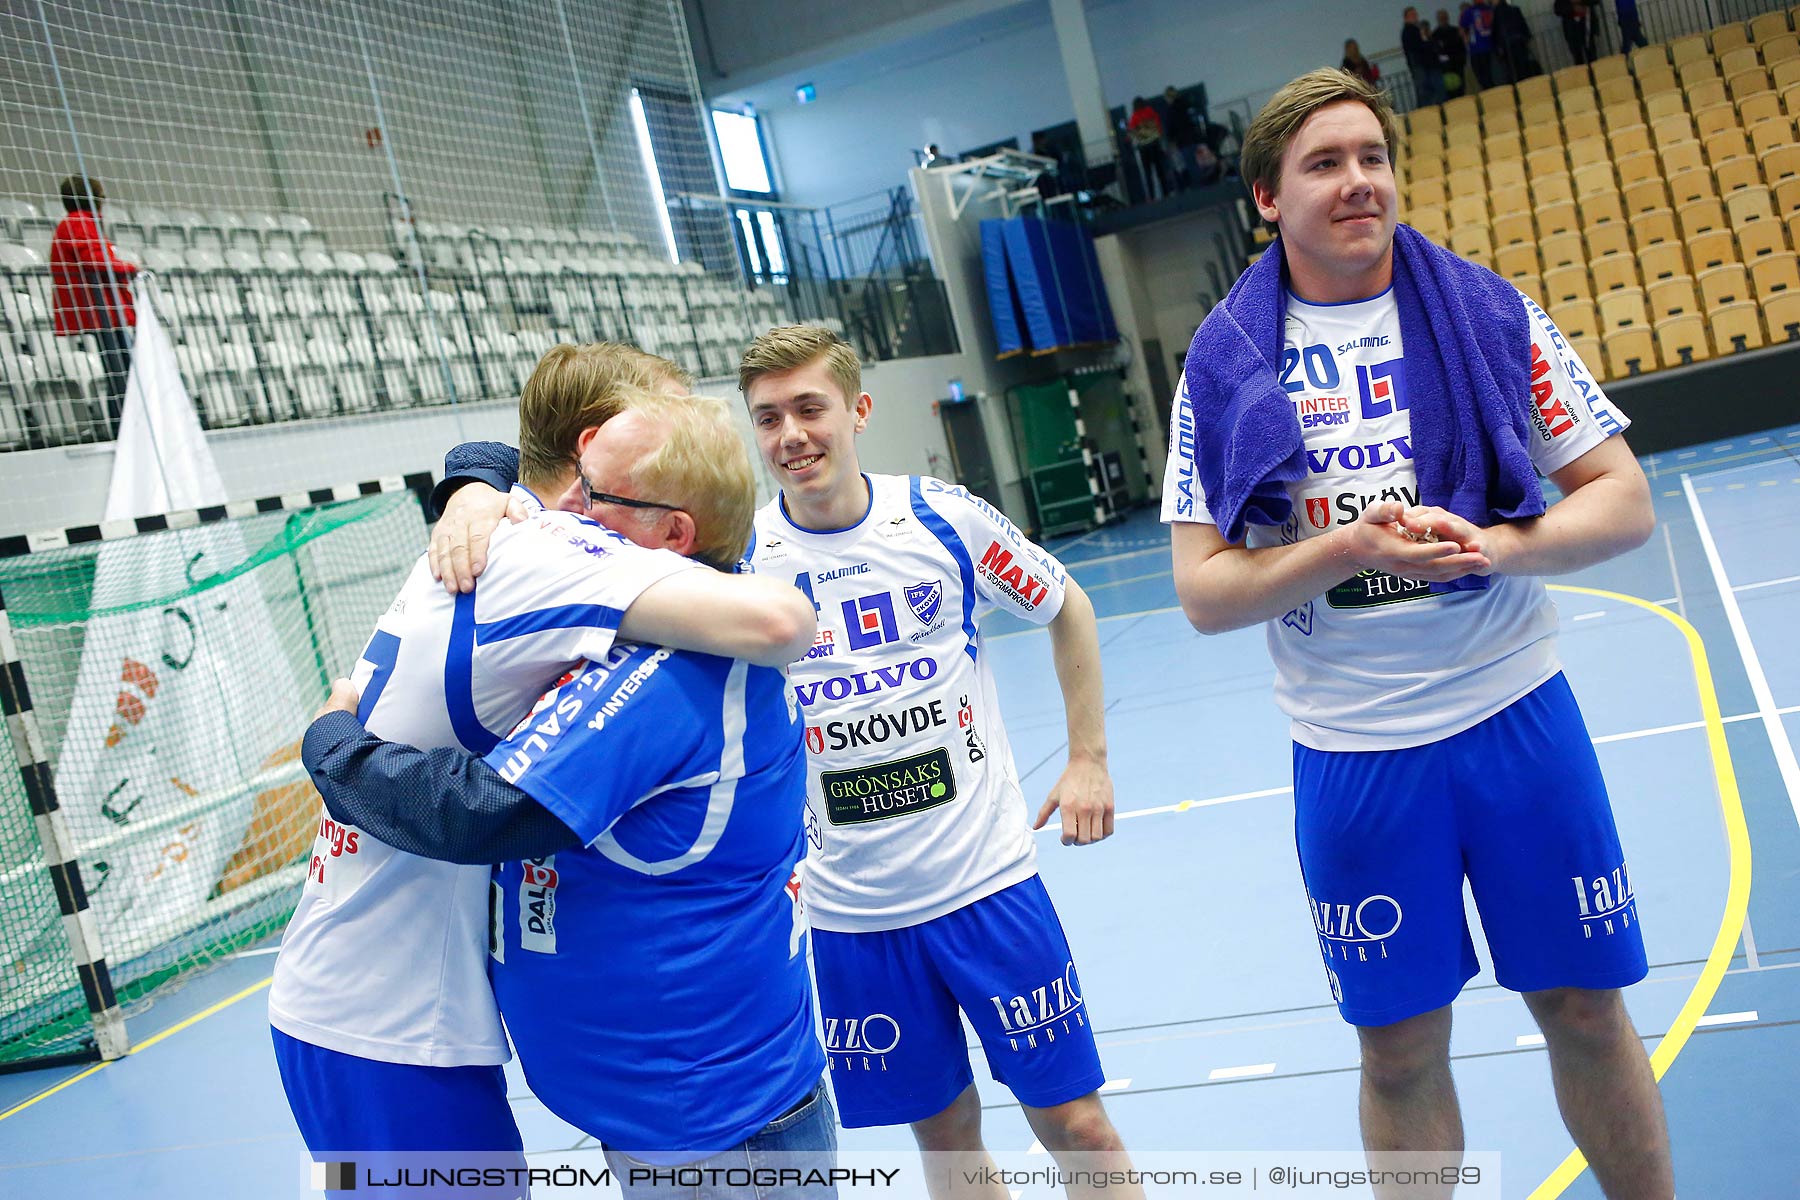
[
  {"left": 1721, "top": 46, "right": 1763, "bottom": 78},
  {"left": 1725, "top": 184, "right": 1776, "bottom": 229},
  {"left": 1527, "top": 146, "right": 1568, "bottom": 177},
  {"left": 1785, "top": 208, "right": 1800, "bottom": 248},
  {"left": 1593, "top": 55, "right": 1631, "bottom": 85},
  {"left": 1603, "top": 100, "right": 1645, "bottom": 132},
  {"left": 1533, "top": 199, "right": 1576, "bottom": 237},
  {"left": 1640, "top": 241, "right": 1691, "bottom": 281},
  {"left": 1592, "top": 251, "right": 1641, "bottom": 292},
  {"left": 1587, "top": 222, "right": 1633, "bottom": 259},
  {"left": 1553, "top": 64, "right": 1592, "bottom": 93},
  {"left": 1692, "top": 104, "right": 1739, "bottom": 141},
  {"left": 1655, "top": 313, "right": 1713, "bottom": 365},
  {"left": 1631, "top": 42, "right": 1671, "bottom": 69},
  {"left": 1668, "top": 165, "right": 1719, "bottom": 206},
  {"left": 1750, "top": 250, "right": 1800, "bottom": 296},
  {"left": 1561, "top": 87, "right": 1601, "bottom": 117},
  {"left": 1411, "top": 207, "right": 1450, "bottom": 241},
  {"left": 1631, "top": 206, "right": 1681, "bottom": 248},
  {"left": 1751, "top": 12, "right": 1793, "bottom": 43},
  {"left": 1670, "top": 34, "right": 1711, "bottom": 67},
  {"left": 1714, "top": 156, "right": 1764, "bottom": 194},
  {"left": 1544, "top": 263, "right": 1594, "bottom": 306},
  {"left": 1712, "top": 22, "right": 1753, "bottom": 56},
  {"left": 1534, "top": 172, "right": 1576, "bottom": 207},
  {"left": 1737, "top": 91, "right": 1786, "bottom": 127},
  {"left": 1637, "top": 64, "right": 1680, "bottom": 97},
  {"left": 1494, "top": 210, "right": 1536, "bottom": 247},
  {"left": 1729, "top": 68, "right": 1774, "bottom": 103},
  {"left": 1616, "top": 152, "right": 1662, "bottom": 189},
  {"left": 1497, "top": 243, "right": 1540, "bottom": 277},
  {"left": 1518, "top": 75, "right": 1554, "bottom": 105},
  {"left": 1410, "top": 176, "right": 1449, "bottom": 207},
  {"left": 1413, "top": 155, "right": 1445, "bottom": 181},
  {"left": 1748, "top": 116, "right": 1795, "bottom": 156},
  {"left": 1571, "top": 335, "right": 1607, "bottom": 369},
  {"left": 1649, "top": 274, "right": 1701, "bottom": 317},
  {"left": 1680, "top": 197, "right": 1730, "bottom": 240},
  {"left": 1480, "top": 85, "right": 1518, "bottom": 114},
  {"left": 1700, "top": 262, "right": 1753, "bottom": 307},
  {"left": 1564, "top": 111, "right": 1605, "bottom": 143},
  {"left": 1612, "top": 125, "right": 1655, "bottom": 159},
  {"left": 1624, "top": 177, "right": 1671, "bottom": 214},
  {"left": 1662, "top": 140, "right": 1707, "bottom": 176},
  {"left": 1775, "top": 59, "right": 1800, "bottom": 92},
  {"left": 1708, "top": 299, "right": 1766, "bottom": 351},
  {"left": 1604, "top": 326, "right": 1658, "bottom": 377},
  {"left": 1486, "top": 107, "right": 1522, "bottom": 136},
  {"left": 1705, "top": 126, "right": 1753, "bottom": 164},
  {"left": 1761, "top": 33, "right": 1800, "bottom": 64},
  {"left": 1449, "top": 168, "right": 1488, "bottom": 199},
  {"left": 1581, "top": 190, "right": 1628, "bottom": 226},
  {"left": 1448, "top": 142, "right": 1484, "bottom": 172},
  {"left": 1598, "top": 286, "right": 1651, "bottom": 330},
  {"left": 1550, "top": 299, "right": 1600, "bottom": 340},
  {"left": 1540, "top": 230, "right": 1586, "bottom": 270},
  {"left": 1687, "top": 227, "right": 1741, "bottom": 271},
  {"left": 1772, "top": 174, "right": 1800, "bottom": 216},
  {"left": 1760, "top": 290, "right": 1800, "bottom": 339},
  {"left": 1645, "top": 90, "right": 1687, "bottom": 122},
  {"left": 1450, "top": 224, "right": 1495, "bottom": 261},
  {"left": 1599, "top": 78, "right": 1640, "bottom": 109},
  {"left": 1489, "top": 158, "right": 1528, "bottom": 189},
  {"left": 1444, "top": 95, "right": 1479, "bottom": 124},
  {"left": 1688, "top": 78, "right": 1730, "bottom": 111},
  {"left": 1449, "top": 194, "right": 1489, "bottom": 226},
  {"left": 1572, "top": 162, "right": 1617, "bottom": 196},
  {"left": 1738, "top": 213, "right": 1789, "bottom": 260},
  {"left": 1681, "top": 58, "right": 1723, "bottom": 90},
  {"left": 1486, "top": 130, "right": 1525, "bottom": 161}
]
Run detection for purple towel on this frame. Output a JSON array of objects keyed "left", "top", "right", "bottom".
[{"left": 1180, "top": 223, "right": 1546, "bottom": 592}]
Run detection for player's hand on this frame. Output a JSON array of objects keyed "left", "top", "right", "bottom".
[
  {"left": 1342, "top": 500, "right": 1491, "bottom": 582},
  {"left": 429, "top": 483, "right": 522, "bottom": 595},
  {"left": 312, "top": 678, "right": 361, "bottom": 722},
  {"left": 1395, "top": 505, "right": 1498, "bottom": 578},
  {"left": 1034, "top": 755, "right": 1115, "bottom": 846}
]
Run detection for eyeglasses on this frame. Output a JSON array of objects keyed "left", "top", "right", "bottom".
[{"left": 577, "top": 468, "right": 680, "bottom": 512}]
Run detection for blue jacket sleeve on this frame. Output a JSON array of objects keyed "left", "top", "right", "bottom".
[
  {"left": 429, "top": 441, "right": 521, "bottom": 518},
  {"left": 300, "top": 710, "right": 580, "bottom": 863}
]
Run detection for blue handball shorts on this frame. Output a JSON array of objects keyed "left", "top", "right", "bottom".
[
  {"left": 1292, "top": 673, "right": 1649, "bottom": 1027},
  {"left": 810, "top": 875, "right": 1107, "bottom": 1128},
  {"left": 271, "top": 1027, "right": 524, "bottom": 1155}
]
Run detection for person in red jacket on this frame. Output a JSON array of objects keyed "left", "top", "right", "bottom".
[{"left": 50, "top": 175, "right": 137, "bottom": 435}]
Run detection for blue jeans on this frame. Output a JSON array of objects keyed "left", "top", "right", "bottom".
[{"left": 604, "top": 1081, "right": 839, "bottom": 1200}]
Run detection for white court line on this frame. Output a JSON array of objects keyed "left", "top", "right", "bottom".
[
  {"left": 1099, "top": 1078, "right": 1132, "bottom": 1093},
  {"left": 1208, "top": 1063, "right": 1276, "bottom": 1081},
  {"left": 1695, "top": 1010, "right": 1758, "bottom": 1028},
  {"left": 1736, "top": 572, "right": 1800, "bottom": 594},
  {"left": 1573, "top": 610, "right": 1607, "bottom": 621},
  {"left": 233, "top": 946, "right": 282, "bottom": 958},
  {"left": 1026, "top": 1139, "right": 1048, "bottom": 1157},
  {"left": 1516, "top": 1033, "right": 1547, "bottom": 1048},
  {"left": 1684, "top": 474, "right": 1800, "bottom": 831}
]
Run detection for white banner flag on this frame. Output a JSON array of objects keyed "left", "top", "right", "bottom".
[{"left": 52, "top": 281, "right": 311, "bottom": 962}]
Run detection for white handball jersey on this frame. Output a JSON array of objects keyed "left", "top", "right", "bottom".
[
  {"left": 749, "top": 474, "right": 1067, "bottom": 934},
  {"left": 269, "top": 488, "right": 695, "bottom": 1066},
  {"left": 1162, "top": 288, "right": 1629, "bottom": 751}
]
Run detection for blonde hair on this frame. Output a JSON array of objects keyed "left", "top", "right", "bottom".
[
  {"left": 516, "top": 342, "right": 692, "bottom": 491},
  {"left": 737, "top": 324, "right": 862, "bottom": 407},
  {"left": 1240, "top": 67, "right": 1401, "bottom": 212},
  {"left": 615, "top": 387, "right": 756, "bottom": 572}
]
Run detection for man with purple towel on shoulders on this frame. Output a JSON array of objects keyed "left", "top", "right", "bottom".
[{"left": 1163, "top": 68, "right": 1673, "bottom": 1199}]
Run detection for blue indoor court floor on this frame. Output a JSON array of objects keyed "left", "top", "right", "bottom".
[{"left": 3, "top": 424, "right": 1799, "bottom": 1199}]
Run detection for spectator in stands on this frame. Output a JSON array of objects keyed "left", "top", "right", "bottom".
[
  {"left": 1615, "top": 0, "right": 1648, "bottom": 51},
  {"left": 1461, "top": 0, "right": 1497, "bottom": 89},
  {"left": 1554, "top": 0, "right": 1598, "bottom": 65},
  {"left": 1341, "top": 39, "right": 1381, "bottom": 85},
  {"left": 1402, "top": 8, "right": 1446, "bottom": 105},
  {"left": 49, "top": 174, "right": 137, "bottom": 436},
  {"left": 1432, "top": 10, "right": 1470, "bottom": 98},
  {"left": 1128, "top": 96, "right": 1171, "bottom": 201},
  {"left": 1162, "top": 85, "right": 1206, "bottom": 190},
  {"left": 1493, "top": 0, "right": 1541, "bottom": 80}
]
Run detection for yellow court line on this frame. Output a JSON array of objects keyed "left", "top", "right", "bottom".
[
  {"left": 1529, "top": 586, "right": 1754, "bottom": 1200},
  {"left": 0, "top": 975, "right": 273, "bottom": 1124}
]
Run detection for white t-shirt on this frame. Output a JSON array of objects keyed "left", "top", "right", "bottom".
[
  {"left": 749, "top": 474, "right": 1067, "bottom": 933},
  {"left": 1161, "top": 288, "right": 1629, "bottom": 750},
  {"left": 268, "top": 489, "right": 695, "bottom": 1066}
]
